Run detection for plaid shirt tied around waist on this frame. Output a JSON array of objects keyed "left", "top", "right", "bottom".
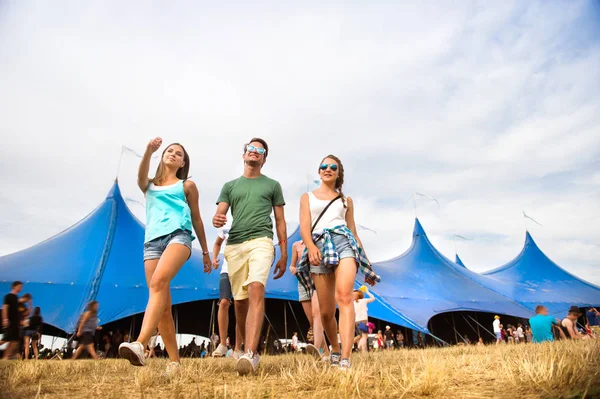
[{"left": 296, "top": 225, "right": 380, "bottom": 293}]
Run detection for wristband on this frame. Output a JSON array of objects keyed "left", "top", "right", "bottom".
[{"left": 202, "top": 251, "right": 209, "bottom": 255}]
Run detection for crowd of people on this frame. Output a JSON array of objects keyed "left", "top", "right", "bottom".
[{"left": 2, "top": 137, "right": 599, "bottom": 378}]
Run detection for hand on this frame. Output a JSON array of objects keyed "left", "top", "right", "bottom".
[
  {"left": 212, "top": 257, "right": 220, "bottom": 271},
  {"left": 213, "top": 214, "right": 227, "bottom": 228},
  {"left": 77, "top": 330, "right": 82, "bottom": 337},
  {"left": 203, "top": 253, "right": 212, "bottom": 273},
  {"left": 2, "top": 319, "right": 8, "bottom": 328},
  {"left": 290, "top": 265, "right": 297, "bottom": 276},
  {"left": 147, "top": 137, "right": 162, "bottom": 153},
  {"left": 308, "top": 245, "right": 321, "bottom": 266},
  {"left": 273, "top": 257, "right": 287, "bottom": 280},
  {"left": 365, "top": 277, "right": 376, "bottom": 287}
]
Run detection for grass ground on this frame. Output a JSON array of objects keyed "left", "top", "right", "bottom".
[{"left": 1, "top": 340, "right": 599, "bottom": 399}]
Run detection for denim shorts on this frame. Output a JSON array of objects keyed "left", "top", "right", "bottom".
[
  {"left": 144, "top": 229, "right": 192, "bottom": 261},
  {"left": 310, "top": 232, "right": 355, "bottom": 274},
  {"left": 219, "top": 273, "right": 233, "bottom": 301},
  {"left": 298, "top": 281, "right": 313, "bottom": 302}
]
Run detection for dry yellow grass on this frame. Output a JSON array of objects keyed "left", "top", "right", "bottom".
[{"left": 1, "top": 340, "right": 599, "bottom": 399}]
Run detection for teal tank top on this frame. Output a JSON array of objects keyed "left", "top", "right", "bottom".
[{"left": 145, "top": 180, "right": 195, "bottom": 243}]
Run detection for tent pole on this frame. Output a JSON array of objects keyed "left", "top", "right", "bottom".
[
  {"left": 474, "top": 313, "right": 481, "bottom": 338},
  {"left": 287, "top": 301, "right": 306, "bottom": 342},
  {"left": 467, "top": 315, "right": 495, "bottom": 339},
  {"left": 462, "top": 315, "right": 479, "bottom": 337},
  {"left": 451, "top": 313, "right": 459, "bottom": 344},
  {"left": 284, "top": 301, "right": 288, "bottom": 341}
]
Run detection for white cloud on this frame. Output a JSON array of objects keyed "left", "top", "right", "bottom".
[{"left": 1, "top": 0, "right": 599, "bottom": 286}]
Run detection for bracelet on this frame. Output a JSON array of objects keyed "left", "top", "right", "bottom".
[
  {"left": 279, "top": 239, "right": 287, "bottom": 245},
  {"left": 202, "top": 251, "right": 209, "bottom": 255}
]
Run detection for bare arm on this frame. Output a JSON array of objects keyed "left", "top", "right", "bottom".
[
  {"left": 211, "top": 235, "right": 225, "bottom": 272},
  {"left": 290, "top": 242, "right": 298, "bottom": 274},
  {"left": 184, "top": 181, "right": 209, "bottom": 253},
  {"left": 299, "top": 193, "right": 321, "bottom": 266},
  {"left": 565, "top": 319, "right": 581, "bottom": 339},
  {"left": 77, "top": 311, "right": 90, "bottom": 336},
  {"left": 273, "top": 205, "right": 287, "bottom": 279},
  {"left": 138, "top": 138, "right": 162, "bottom": 193},
  {"left": 2, "top": 303, "right": 8, "bottom": 328},
  {"left": 364, "top": 288, "right": 376, "bottom": 304}
]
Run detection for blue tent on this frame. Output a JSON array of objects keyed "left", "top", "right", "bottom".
[
  {"left": 0, "top": 180, "right": 427, "bottom": 333},
  {"left": 371, "top": 219, "right": 534, "bottom": 331},
  {"left": 482, "top": 232, "right": 600, "bottom": 318}
]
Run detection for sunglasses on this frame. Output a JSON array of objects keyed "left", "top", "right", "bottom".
[
  {"left": 246, "top": 145, "right": 266, "bottom": 155},
  {"left": 319, "top": 163, "right": 338, "bottom": 171}
]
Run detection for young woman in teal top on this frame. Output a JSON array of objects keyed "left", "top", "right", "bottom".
[{"left": 120, "top": 137, "right": 211, "bottom": 375}]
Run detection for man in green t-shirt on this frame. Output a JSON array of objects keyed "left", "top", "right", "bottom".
[{"left": 213, "top": 137, "right": 287, "bottom": 376}]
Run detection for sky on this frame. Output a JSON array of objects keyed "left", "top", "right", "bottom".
[{"left": 1, "top": 1, "right": 599, "bottom": 284}]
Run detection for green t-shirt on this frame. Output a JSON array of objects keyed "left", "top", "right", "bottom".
[{"left": 216, "top": 175, "right": 285, "bottom": 245}]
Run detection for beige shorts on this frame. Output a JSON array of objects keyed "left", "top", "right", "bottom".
[{"left": 224, "top": 237, "right": 275, "bottom": 300}]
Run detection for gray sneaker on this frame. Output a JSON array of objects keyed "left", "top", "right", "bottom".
[
  {"left": 118, "top": 342, "right": 145, "bottom": 366},
  {"left": 236, "top": 350, "right": 260, "bottom": 376},
  {"left": 340, "top": 358, "right": 352, "bottom": 370},
  {"left": 330, "top": 352, "right": 341, "bottom": 367},
  {"left": 212, "top": 344, "right": 228, "bottom": 357},
  {"left": 162, "top": 361, "right": 181, "bottom": 377}
]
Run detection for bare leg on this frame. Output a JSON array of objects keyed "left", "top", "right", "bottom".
[
  {"left": 86, "top": 344, "right": 98, "bottom": 359},
  {"left": 334, "top": 258, "right": 357, "bottom": 360},
  {"left": 244, "top": 282, "right": 265, "bottom": 352},
  {"left": 360, "top": 332, "right": 368, "bottom": 352},
  {"left": 72, "top": 344, "right": 85, "bottom": 359},
  {"left": 24, "top": 336, "right": 31, "bottom": 360},
  {"left": 136, "top": 244, "right": 189, "bottom": 346},
  {"left": 311, "top": 292, "right": 328, "bottom": 354},
  {"left": 32, "top": 340, "right": 39, "bottom": 359},
  {"left": 218, "top": 299, "right": 231, "bottom": 347},
  {"left": 2, "top": 342, "right": 18, "bottom": 360},
  {"left": 313, "top": 272, "right": 340, "bottom": 353},
  {"left": 157, "top": 292, "right": 178, "bottom": 363},
  {"left": 301, "top": 300, "right": 313, "bottom": 326},
  {"left": 234, "top": 299, "right": 249, "bottom": 351}
]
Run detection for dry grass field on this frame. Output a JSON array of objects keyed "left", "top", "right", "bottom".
[{"left": 1, "top": 340, "right": 599, "bottom": 399}]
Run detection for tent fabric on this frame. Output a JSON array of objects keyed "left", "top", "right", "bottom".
[
  {"left": 482, "top": 232, "right": 600, "bottom": 318},
  {"left": 371, "top": 219, "right": 534, "bottom": 331},
  {"left": 0, "top": 181, "right": 426, "bottom": 333}
]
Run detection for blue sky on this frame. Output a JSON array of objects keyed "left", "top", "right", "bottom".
[{"left": 1, "top": 1, "right": 599, "bottom": 284}]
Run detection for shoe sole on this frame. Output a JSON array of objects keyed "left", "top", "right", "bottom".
[
  {"left": 305, "top": 345, "right": 321, "bottom": 360},
  {"left": 236, "top": 358, "right": 254, "bottom": 376},
  {"left": 119, "top": 346, "right": 144, "bottom": 366}
]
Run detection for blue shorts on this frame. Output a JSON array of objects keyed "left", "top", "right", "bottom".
[
  {"left": 219, "top": 273, "right": 233, "bottom": 301},
  {"left": 144, "top": 229, "right": 192, "bottom": 261},
  {"left": 310, "top": 232, "right": 355, "bottom": 274},
  {"left": 357, "top": 322, "right": 369, "bottom": 333},
  {"left": 495, "top": 331, "right": 502, "bottom": 340}
]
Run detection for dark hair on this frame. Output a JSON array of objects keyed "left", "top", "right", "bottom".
[
  {"left": 535, "top": 305, "right": 545, "bottom": 314},
  {"left": 153, "top": 143, "right": 190, "bottom": 185},
  {"left": 11, "top": 281, "right": 23, "bottom": 289},
  {"left": 244, "top": 137, "right": 269, "bottom": 159},
  {"left": 22, "top": 293, "right": 32, "bottom": 300},
  {"left": 34, "top": 307, "right": 41, "bottom": 316},
  {"left": 87, "top": 300, "right": 99, "bottom": 315},
  {"left": 319, "top": 154, "right": 346, "bottom": 208}
]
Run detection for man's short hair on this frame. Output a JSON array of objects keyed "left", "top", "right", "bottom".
[
  {"left": 11, "top": 281, "right": 23, "bottom": 289},
  {"left": 535, "top": 305, "right": 546, "bottom": 314},
  {"left": 245, "top": 137, "right": 269, "bottom": 159}
]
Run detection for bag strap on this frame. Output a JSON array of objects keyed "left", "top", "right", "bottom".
[{"left": 311, "top": 194, "right": 342, "bottom": 234}]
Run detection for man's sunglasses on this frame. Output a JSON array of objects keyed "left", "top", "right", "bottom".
[
  {"left": 320, "top": 163, "right": 338, "bottom": 171},
  {"left": 246, "top": 145, "right": 266, "bottom": 155}
]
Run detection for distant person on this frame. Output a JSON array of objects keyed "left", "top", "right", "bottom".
[
  {"left": 384, "top": 326, "right": 394, "bottom": 350},
  {"left": 23, "top": 306, "right": 43, "bottom": 360},
  {"left": 529, "top": 305, "right": 560, "bottom": 343},
  {"left": 396, "top": 331, "right": 404, "bottom": 348},
  {"left": 73, "top": 301, "right": 101, "bottom": 359},
  {"left": 586, "top": 307, "right": 600, "bottom": 336},
  {"left": 119, "top": 138, "right": 211, "bottom": 378},
  {"left": 292, "top": 332, "right": 299, "bottom": 351},
  {"left": 525, "top": 326, "right": 533, "bottom": 343},
  {"left": 561, "top": 306, "right": 588, "bottom": 340},
  {"left": 211, "top": 226, "right": 243, "bottom": 359},
  {"left": 2, "top": 281, "right": 24, "bottom": 359},
  {"left": 290, "top": 240, "right": 328, "bottom": 359},
  {"left": 477, "top": 337, "right": 484, "bottom": 346},
  {"left": 464, "top": 335, "right": 471, "bottom": 345},
  {"left": 493, "top": 315, "right": 502, "bottom": 345},
  {"left": 517, "top": 324, "right": 524, "bottom": 344},
  {"left": 353, "top": 287, "right": 376, "bottom": 353}
]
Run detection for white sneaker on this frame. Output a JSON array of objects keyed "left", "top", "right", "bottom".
[
  {"left": 236, "top": 350, "right": 260, "bottom": 376},
  {"left": 119, "top": 342, "right": 145, "bottom": 366},
  {"left": 232, "top": 349, "right": 244, "bottom": 360},
  {"left": 212, "top": 344, "right": 228, "bottom": 357},
  {"left": 162, "top": 361, "right": 181, "bottom": 377}
]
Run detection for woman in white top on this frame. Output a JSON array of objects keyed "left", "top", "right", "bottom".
[
  {"left": 299, "top": 154, "right": 377, "bottom": 370},
  {"left": 353, "top": 287, "right": 375, "bottom": 352}
]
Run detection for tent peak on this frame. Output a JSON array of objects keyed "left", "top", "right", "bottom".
[
  {"left": 455, "top": 254, "right": 466, "bottom": 268},
  {"left": 413, "top": 218, "right": 426, "bottom": 237},
  {"left": 106, "top": 180, "right": 123, "bottom": 201}
]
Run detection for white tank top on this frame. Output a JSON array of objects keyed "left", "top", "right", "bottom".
[{"left": 308, "top": 192, "right": 347, "bottom": 234}]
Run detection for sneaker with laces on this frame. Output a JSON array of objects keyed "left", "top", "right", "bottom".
[
  {"left": 305, "top": 344, "right": 321, "bottom": 360},
  {"left": 236, "top": 350, "right": 260, "bottom": 376},
  {"left": 330, "top": 352, "right": 341, "bottom": 367},
  {"left": 162, "top": 361, "right": 181, "bottom": 377},
  {"left": 232, "top": 349, "right": 244, "bottom": 360},
  {"left": 340, "top": 358, "right": 352, "bottom": 370},
  {"left": 212, "top": 344, "right": 228, "bottom": 357},
  {"left": 119, "top": 342, "right": 145, "bottom": 366}
]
